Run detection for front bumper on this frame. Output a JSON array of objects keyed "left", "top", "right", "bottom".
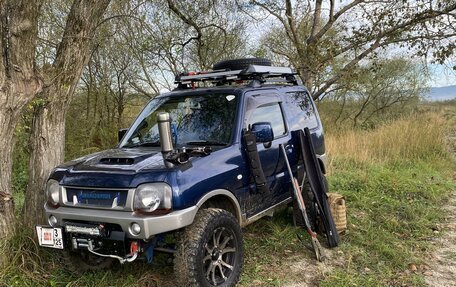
[{"left": 44, "top": 204, "right": 198, "bottom": 239}]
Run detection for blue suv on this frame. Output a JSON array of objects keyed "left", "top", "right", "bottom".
[{"left": 36, "top": 58, "right": 328, "bottom": 287}]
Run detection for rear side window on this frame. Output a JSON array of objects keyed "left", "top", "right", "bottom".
[
  {"left": 248, "top": 102, "right": 286, "bottom": 139},
  {"left": 284, "top": 91, "right": 318, "bottom": 130}
]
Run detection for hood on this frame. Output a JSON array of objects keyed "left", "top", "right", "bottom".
[{"left": 61, "top": 148, "right": 168, "bottom": 173}]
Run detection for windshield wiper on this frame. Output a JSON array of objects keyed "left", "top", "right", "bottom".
[
  {"left": 124, "top": 140, "right": 161, "bottom": 148},
  {"left": 186, "top": 140, "right": 228, "bottom": 146}
]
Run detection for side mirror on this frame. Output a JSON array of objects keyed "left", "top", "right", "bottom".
[
  {"left": 118, "top": 128, "right": 128, "bottom": 143},
  {"left": 251, "top": 122, "right": 274, "bottom": 144}
]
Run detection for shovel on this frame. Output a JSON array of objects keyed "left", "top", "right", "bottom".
[{"left": 280, "top": 144, "right": 325, "bottom": 262}]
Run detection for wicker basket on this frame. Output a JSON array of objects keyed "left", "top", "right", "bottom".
[{"left": 328, "top": 193, "right": 347, "bottom": 234}]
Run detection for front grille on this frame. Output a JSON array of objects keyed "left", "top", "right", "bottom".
[{"left": 65, "top": 187, "right": 128, "bottom": 208}]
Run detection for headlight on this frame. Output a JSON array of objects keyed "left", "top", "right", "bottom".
[
  {"left": 133, "top": 183, "right": 172, "bottom": 213},
  {"left": 46, "top": 179, "right": 60, "bottom": 206}
]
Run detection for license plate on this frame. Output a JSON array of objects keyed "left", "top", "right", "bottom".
[{"left": 36, "top": 226, "right": 64, "bottom": 249}]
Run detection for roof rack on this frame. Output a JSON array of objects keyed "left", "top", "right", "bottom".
[{"left": 174, "top": 65, "right": 300, "bottom": 89}]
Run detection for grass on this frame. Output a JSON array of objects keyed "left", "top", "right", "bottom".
[
  {"left": 320, "top": 162, "right": 454, "bottom": 286},
  {"left": 325, "top": 112, "right": 449, "bottom": 168},
  {"left": 1, "top": 103, "right": 455, "bottom": 286},
  {"left": 318, "top": 105, "right": 456, "bottom": 286}
]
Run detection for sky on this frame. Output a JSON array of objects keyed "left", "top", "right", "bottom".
[
  {"left": 242, "top": 1, "right": 456, "bottom": 89},
  {"left": 429, "top": 64, "right": 456, "bottom": 87}
]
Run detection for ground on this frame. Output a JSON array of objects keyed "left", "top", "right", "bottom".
[
  {"left": 425, "top": 191, "right": 456, "bottom": 287},
  {"left": 282, "top": 248, "right": 344, "bottom": 287},
  {"left": 425, "top": 129, "right": 456, "bottom": 287},
  {"left": 278, "top": 187, "right": 456, "bottom": 287}
]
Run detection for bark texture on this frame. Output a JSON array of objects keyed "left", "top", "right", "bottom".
[
  {"left": 23, "top": 0, "right": 110, "bottom": 228},
  {"left": 0, "top": 0, "right": 43, "bottom": 240}
]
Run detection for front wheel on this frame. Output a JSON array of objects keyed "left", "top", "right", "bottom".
[{"left": 174, "top": 208, "right": 243, "bottom": 287}]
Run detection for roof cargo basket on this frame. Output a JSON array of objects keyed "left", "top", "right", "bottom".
[{"left": 174, "top": 65, "right": 300, "bottom": 89}]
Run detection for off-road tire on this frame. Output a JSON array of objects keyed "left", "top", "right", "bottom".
[
  {"left": 174, "top": 208, "right": 243, "bottom": 287},
  {"left": 212, "top": 58, "right": 271, "bottom": 71},
  {"left": 62, "top": 250, "right": 115, "bottom": 273},
  {"left": 294, "top": 175, "right": 329, "bottom": 232}
]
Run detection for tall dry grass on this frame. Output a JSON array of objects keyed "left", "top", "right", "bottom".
[{"left": 325, "top": 111, "right": 449, "bottom": 171}]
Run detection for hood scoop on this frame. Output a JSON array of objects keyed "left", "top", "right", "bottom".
[
  {"left": 99, "top": 157, "right": 135, "bottom": 165},
  {"left": 67, "top": 149, "right": 164, "bottom": 172}
]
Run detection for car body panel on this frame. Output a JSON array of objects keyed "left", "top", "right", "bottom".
[{"left": 44, "top": 83, "right": 326, "bottom": 239}]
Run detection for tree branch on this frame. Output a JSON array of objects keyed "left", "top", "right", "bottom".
[
  {"left": 309, "top": 0, "right": 322, "bottom": 39},
  {"left": 166, "top": 0, "right": 202, "bottom": 42},
  {"left": 313, "top": 36, "right": 382, "bottom": 100},
  {"left": 285, "top": 0, "right": 302, "bottom": 55},
  {"left": 308, "top": 0, "right": 363, "bottom": 44}
]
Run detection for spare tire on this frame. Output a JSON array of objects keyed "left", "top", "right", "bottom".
[{"left": 213, "top": 58, "right": 272, "bottom": 71}]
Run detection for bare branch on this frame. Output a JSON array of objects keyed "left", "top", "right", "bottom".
[
  {"left": 329, "top": 0, "right": 335, "bottom": 21},
  {"left": 313, "top": 36, "right": 382, "bottom": 99},
  {"left": 166, "top": 0, "right": 202, "bottom": 42},
  {"left": 285, "top": 0, "right": 301, "bottom": 54},
  {"left": 309, "top": 0, "right": 322, "bottom": 39},
  {"left": 251, "top": 0, "right": 288, "bottom": 29},
  {"left": 308, "top": 0, "right": 363, "bottom": 44}
]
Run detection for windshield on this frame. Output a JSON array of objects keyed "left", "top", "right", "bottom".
[{"left": 120, "top": 93, "right": 239, "bottom": 148}]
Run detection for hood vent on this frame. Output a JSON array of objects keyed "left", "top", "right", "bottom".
[{"left": 99, "top": 158, "right": 135, "bottom": 165}]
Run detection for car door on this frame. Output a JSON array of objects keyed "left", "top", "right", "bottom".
[{"left": 242, "top": 91, "right": 292, "bottom": 216}]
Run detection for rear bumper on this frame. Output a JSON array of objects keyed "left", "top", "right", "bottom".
[{"left": 44, "top": 204, "right": 198, "bottom": 239}]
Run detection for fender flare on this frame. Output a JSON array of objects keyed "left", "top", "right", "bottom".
[{"left": 195, "top": 189, "right": 243, "bottom": 224}]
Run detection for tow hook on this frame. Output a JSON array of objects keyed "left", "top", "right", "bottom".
[{"left": 86, "top": 240, "right": 139, "bottom": 264}]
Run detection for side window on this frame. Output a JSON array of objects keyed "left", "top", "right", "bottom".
[
  {"left": 248, "top": 102, "right": 286, "bottom": 138},
  {"left": 284, "top": 91, "right": 318, "bottom": 130}
]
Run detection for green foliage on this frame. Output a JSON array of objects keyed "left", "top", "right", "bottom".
[
  {"left": 7, "top": 91, "right": 455, "bottom": 286},
  {"left": 320, "top": 159, "right": 455, "bottom": 287},
  {"left": 317, "top": 103, "right": 456, "bottom": 286},
  {"left": 239, "top": 210, "right": 316, "bottom": 286},
  {"left": 319, "top": 58, "right": 426, "bottom": 129},
  {"left": 5, "top": 0, "right": 455, "bottom": 285},
  {"left": 0, "top": 227, "right": 173, "bottom": 287},
  {"left": 65, "top": 92, "right": 146, "bottom": 160},
  {"left": 11, "top": 107, "right": 33, "bottom": 212},
  {"left": 249, "top": 0, "right": 455, "bottom": 100}
]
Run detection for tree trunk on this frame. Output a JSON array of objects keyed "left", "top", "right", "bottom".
[
  {"left": 22, "top": 96, "right": 66, "bottom": 226},
  {"left": 117, "top": 106, "right": 124, "bottom": 129},
  {"left": 0, "top": 123, "right": 16, "bottom": 267},
  {"left": 0, "top": 0, "right": 43, "bottom": 241},
  {"left": 0, "top": 108, "right": 18, "bottom": 239},
  {"left": 23, "top": 0, "right": 110, "bottom": 229},
  {"left": 297, "top": 66, "right": 315, "bottom": 97},
  {"left": 86, "top": 82, "right": 91, "bottom": 120},
  {"left": 117, "top": 94, "right": 124, "bottom": 129}
]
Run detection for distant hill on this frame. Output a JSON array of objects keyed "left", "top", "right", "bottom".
[{"left": 425, "top": 85, "right": 456, "bottom": 101}]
